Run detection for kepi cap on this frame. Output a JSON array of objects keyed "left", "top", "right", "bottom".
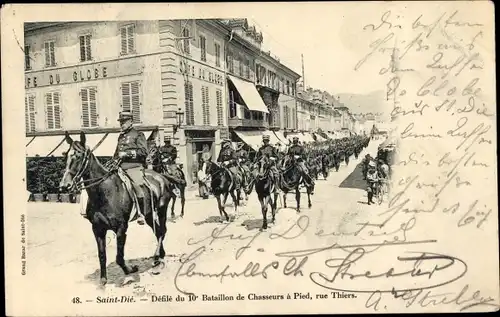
[{"left": 118, "top": 111, "right": 133, "bottom": 122}]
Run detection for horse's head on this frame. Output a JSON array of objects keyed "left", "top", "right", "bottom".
[
  {"left": 59, "top": 131, "right": 91, "bottom": 191},
  {"left": 256, "top": 156, "right": 270, "bottom": 178}
]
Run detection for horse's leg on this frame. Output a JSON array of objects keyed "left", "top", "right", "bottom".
[
  {"left": 170, "top": 195, "right": 176, "bottom": 218},
  {"left": 215, "top": 194, "right": 225, "bottom": 223},
  {"left": 295, "top": 186, "right": 301, "bottom": 213},
  {"left": 92, "top": 226, "right": 107, "bottom": 286},
  {"left": 116, "top": 226, "right": 138, "bottom": 275},
  {"left": 260, "top": 195, "right": 268, "bottom": 230},
  {"left": 307, "top": 187, "right": 312, "bottom": 208},
  {"left": 180, "top": 186, "right": 186, "bottom": 218},
  {"left": 230, "top": 190, "right": 239, "bottom": 219},
  {"left": 271, "top": 192, "right": 278, "bottom": 224},
  {"left": 283, "top": 191, "right": 287, "bottom": 209}
]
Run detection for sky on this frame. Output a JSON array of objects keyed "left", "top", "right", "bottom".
[{"left": 245, "top": 3, "right": 390, "bottom": 95}]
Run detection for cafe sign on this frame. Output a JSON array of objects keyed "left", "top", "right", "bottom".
[
  {"left": 179, "top": 60, "right": 224, "bottom": 86},
  {"left": 25, "top": 59, "right": 145, "bottom": 89}
]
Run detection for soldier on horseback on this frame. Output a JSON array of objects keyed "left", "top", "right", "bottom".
[
  {"left": 159, "top": 139, "right": 181, "bottom": 197},
  {"left": 113, "top": 111, "right": 150, "bottom": 225},
  {"left": 287, "top": 136, "right": 315, "bottom": 194},
  {"left": 253, "top": 135, "right": 280, "bottom": 189},
  {"left": 217, "top": 139, "right": 241, "bottom": 189}
]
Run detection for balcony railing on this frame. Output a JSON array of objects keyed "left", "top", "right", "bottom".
[{"left": 228, "top": 117, "right": 269, "bottom": 128}]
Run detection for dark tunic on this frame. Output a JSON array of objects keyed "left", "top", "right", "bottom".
[{"left": 113, "top": 127, "right": 148, "bottom": 170}]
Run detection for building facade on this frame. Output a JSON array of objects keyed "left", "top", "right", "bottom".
[
  {"left": 158, "top": 19, "right": 229, "bottom": 184},
  {"left": 25, "top": 21, "right": 163, "bottom": 157}
]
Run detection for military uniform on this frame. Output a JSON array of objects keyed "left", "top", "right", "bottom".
[
  {"left": 287, "top": 138, "right": 315, "bottom": 192},
  {"left": 159, "top": 142, "right": 181, "bottom": 181},
  {"left": 217, "top": 140, "right": 241, "bottom": 188},
  {"left": 253, "top": 136, "right": 280, "bottom": 189},
  {"left": 113, "top": 111, "right": 149, "bottom": 224}
]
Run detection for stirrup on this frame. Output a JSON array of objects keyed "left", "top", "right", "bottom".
[{"left": 137, "top": 214, "right": 145, "bottom": 225}]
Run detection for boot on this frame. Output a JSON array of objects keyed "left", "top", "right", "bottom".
[{"left": 136, "top": 197, "right": 146, "bottom": 225}]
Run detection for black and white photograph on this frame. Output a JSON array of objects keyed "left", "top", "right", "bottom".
[{"left": 2, "top": 2, "right": 498, "bottom": 316}]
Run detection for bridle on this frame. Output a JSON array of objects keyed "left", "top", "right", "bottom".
[{"left": 65, "top": 143, "right": 117, "bottom": 192}]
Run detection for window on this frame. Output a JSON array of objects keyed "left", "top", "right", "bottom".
[
  {"left": 245, "top": 59, "right": 250, "bottom": 79},
  {"left": 79, "top": 34, "right": 92, "bottom": 62},
  {"left": 256, "top": 65, "right": 260, "bottom": 84},
  {"left": 120, "top": 24, "right": 135, "bottom": 55},
  {"left": 292, "top": 83, "right": 296, "bottom": 96},
  {"left": 184, "top": 81, "right": 194, "bottom": 125},
  {"left": 80, "top": 87, "right": 98, "bottom": 128},
  {"left": 200, "top": 35, "right": 206, "bottom": 62},
  {"left": 215, "top": 43, "right": 221, "bottom": 67},
  {"left": 44, "top": 41, "right": 56, "bottom": 67},
  {"left": 286, "top": 80, "right": 290, "bottom": 95},
  {"left": 25, "top": 45, "right": 31, "bottom": 70},
  {"left": 121, "top": 81, "right": 141, "bottom": 123},
  {"left": 25, "top": 94, "right": 36, "bottom": 133},
  {"left": 182, "top": 28, "right": 190, "bottom": 54},
  {"left": 238, "top": 55, "right": 243, "bottom": 77},
  {"left": 216, "top": 89, "right": 224, "bottom": 126},
  {"left": 227, "top": 51, "right": 234, "bottom": 73},
  {"left": 45, "top": 92, "right": 61, "bottom": 130},
  {"left": 201, "top": 86, "right": 210, "bottom": 125}
]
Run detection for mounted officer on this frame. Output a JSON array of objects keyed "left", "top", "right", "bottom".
[
  {"left": 287, "top": 136, "right": 315, "bottom": 194},
  {"left": 158, "top": 138, "right": 181, "bottom": 197},
  {"left": 217, "top": 139, "right": 241, "bottom": 189},
  {"left": 236, "top": 143, "right": 251, "bottom": 184},
  {"left": 113, "top": 111, "right": 149, "bottom": 225},
  {"left": 253, "top": 135, "right": 280, "bottom": 188}
]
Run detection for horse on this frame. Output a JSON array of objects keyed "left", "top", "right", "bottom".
[
  {"left": 254, "top": 156, "right": 279, "bottom": 230},
  {"left": 238, "top": 159, "right": 255, "bottom": 200},
  {"left": 204, "top": 160, "right": 241, "bottom": 223},
  {"left": 277, "top": 156, "right": 313, "bottom": 213},
  {"left": 147, "top": 147, "right": 187, "bottom": 218},
  {"left": 59, "top": 132, "right": 172, "bottom": 286}
]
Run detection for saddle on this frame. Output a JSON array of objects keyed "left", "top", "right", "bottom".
[{"left": 117, "top": 168, "right": 158, "bottom": 225}]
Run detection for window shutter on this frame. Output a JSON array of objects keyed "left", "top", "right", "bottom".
[
  {"left": 86, "top": 35, "right": 92, "bottom": 60},
  {"left": 25, "top": 46, "right": 30, "bottom": 70},
  {"left": 120, "top": 27, "right": 128, "bottom": 54},
  {"left": 79, "top": 36, "right": 86, "bottom": 61},
  {"left": 25, "top": 96, "right": 29, "bottom": 132},
  {"left": 127, "top": 25, "right": 135, "bottom": 54},
  {"left": 53, "top": 92, "right": 61, "bottom": 129},
  {"left": 89, "top": 88, "right": 98, "bottom": 127},
  {"left": 202, "top": 86, "right": 210, "bottom": 125},
  {"left": 46, "top": 93, "right": 54, "bottom": 130},
  {"left": 29, "top": 95, "right": 36, "bottom": 132},
  {"left": 50, "top": 42, "right": 55, "bottom": 66},
  {"left": 81, "top": 88, "right": 90, "bottom": 128},
  {"left": 130, "top": 81, "right": 141, "bottom": 123},
  {"left": 44, "top": 42, "right": 50, "bottom": 66},
  {"left": 121, "top": 82, "right": 131, "bottom": 112},
  {"left": 184, "top": 81, "right": 194, "bottom": 125},
  {"left": 216, "top": 89, "right": 223, "bottom": 126}
]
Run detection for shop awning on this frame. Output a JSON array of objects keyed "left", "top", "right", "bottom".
[
  {"left": 25, "top": 130, "right": 158, "bottom": 158},
  {"left": 313, "top": 133, "right": 327, "bottom": 142},
  {"left": 26, "top": 135, "right": 66, "bottom": 157},
  {"left": 234, "top": 130, "right": 264, "bottom": 151},
  {"left": 228, "top": 75, "right": 269, "bottom": 113},
  {"left": 273, "top": 131, "right": 290, "bottom": 145},
  {"left": 262, "top": 131, "right": 287, "bottom": 147},
  {"left": 301, "top": 133, "right": 315, "bottom": 143}
]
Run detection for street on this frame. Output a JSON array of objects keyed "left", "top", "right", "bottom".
[{"left": 26, "top": 140, "right": 387, "bottom": 314}]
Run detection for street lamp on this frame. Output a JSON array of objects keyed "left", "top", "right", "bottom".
[{"left": 173, "top": 107, "right": 185, "bottom": 135}]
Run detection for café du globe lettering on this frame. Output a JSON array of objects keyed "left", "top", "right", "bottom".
[
  {"left": 179, "top": 61, "right": 223, "bottom": 86},
  {"left": 25, "top": 60, "right": 143, "bottom": 89}
]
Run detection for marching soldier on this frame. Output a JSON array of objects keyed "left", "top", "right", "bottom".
[
  {"left": 113, "top": 111, "right": 149, "bottom": 225},
  {"left": 287, "top": 136, "right": 315, "bottom": 194}
]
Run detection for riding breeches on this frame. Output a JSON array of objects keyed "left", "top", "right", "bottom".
[
  {"left": 298, "top": 161, "right": 314, "bottom": 186},
  {"left": 123, "top": 166, "right": 148, "bottom": 199}
]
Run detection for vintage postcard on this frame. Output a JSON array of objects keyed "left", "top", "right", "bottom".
[{"left": 2, "top": 1, "right": 498, "bottom": 315}]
